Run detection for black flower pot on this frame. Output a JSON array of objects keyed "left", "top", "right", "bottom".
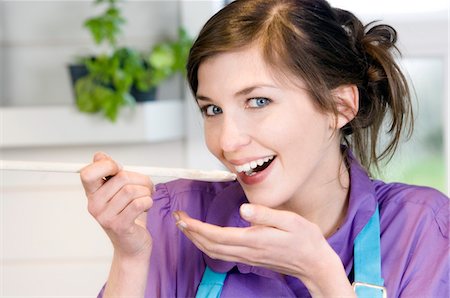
[
  {"left": 130, "top": 84, "right": 157, "bottom": 103},
  {"left": 68, "top": 64, "right": 157, "bottom": 103},
  {"left": 68, "top": 64, "right": 88, "bottom": 86}
]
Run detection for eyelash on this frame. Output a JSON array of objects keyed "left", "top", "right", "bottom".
[
  {"left": 247, "top": 97, "right": 271, "bottom": 108},
  {"left": 199, "top": 105, "right": 222, "bottom": 117},
  {"left": 199, "top": 97, "right": 272, "bottom": 118}
]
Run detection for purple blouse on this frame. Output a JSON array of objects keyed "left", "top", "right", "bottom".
[{"left": 99, "top": 156, "right": 449, "bottom": 297}]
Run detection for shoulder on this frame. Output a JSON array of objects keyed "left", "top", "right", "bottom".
[
  {"left": 373, "top": 182, "right": 449, "bottom": 296},
  {"left": 374, "top": 180, "right": 449, "bottom": 238},
  {"left": 374, "top": 180, "right": 448, "bottom": 207}
]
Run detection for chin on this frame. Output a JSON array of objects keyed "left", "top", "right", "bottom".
[{"left": 243, "top": 189, "right": 285, "bottom": 208}]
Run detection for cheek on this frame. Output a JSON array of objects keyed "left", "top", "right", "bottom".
[
  {"left": 269, "top": 111, "right": 331, "bottom": 153},
  {"left": 204, "top": 124, "right": 220, "bottom": 157}
]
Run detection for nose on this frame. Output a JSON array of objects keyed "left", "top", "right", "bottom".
[{"left": 219, "top": 114, "right": 251, "bottom": 152}]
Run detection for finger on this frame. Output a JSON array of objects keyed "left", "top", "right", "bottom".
[
  {"left": 181, "top": 228, "right": 249, "bottom": 263},
  {"left": 175, "top": 216, "right": 253, "bottom": 262},
  {"left": 95, "top": 171, "right": 153, "bottom": 203},
  {"left": 80, "top": 156, "right": 121, "bottom": 195},
  {"left": 179, "top": 218, "right": 277, "bottom": 267},
  {"left": 93, "top": 151, "right": 110, "bottom": 162},
  {"left": 174, "top": 211, "right": 250, "bottom": 246},
  {"left": 174, "top": 212, "right": 290, "bottom": 267},
  {"left": 239, "top": 204, "right": 306, "bottom": 231},
  {"left": 114, "top": 196, "right": 153, "bottom": 232},
  {"left": 95, "top": 184, "right": 152, "bottom": 220},
  {"left": 93, "top": 152, "right": 122, "bottom": 180},
  {"left": 88, "top": 171, "right": 153, "bottom": 216},
  {"left": 185, "top": 227, "right": 313, "bottom": 277},
  {"left": 135, "top": 209, "right": 148, "bottom": 229}
]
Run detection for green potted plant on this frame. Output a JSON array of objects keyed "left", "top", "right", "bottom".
[{"left": 69, "top": 0, "right": 192, "bottom": 122}]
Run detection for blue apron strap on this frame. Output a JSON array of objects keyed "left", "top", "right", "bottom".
[
  {"left": 195, "top": 266, "right": 227, "bottom": 298},
  {"left": 353, "top": 205, "right": 386, "bottom": 298}
]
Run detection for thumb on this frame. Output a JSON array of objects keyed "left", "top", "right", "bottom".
[
  {"left": 93, "top": 151, "right": 111, "bottom": 162},
  {"left": 240, "top": 203, "right": 302, "bottom": 231},
  {"left": 239, "top": 203, "right": 271, "bottom": 225},
  {"left": 135, "top": 210, "right": 148, "bottom": 229}
]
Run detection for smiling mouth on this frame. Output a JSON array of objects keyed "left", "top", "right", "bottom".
[{"left": 234, "top": 156, "right": 276, "bottom": 176}]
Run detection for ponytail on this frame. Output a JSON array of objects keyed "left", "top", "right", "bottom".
[{"left": 335, "top": 8, "right": 414, "bottom": 173}]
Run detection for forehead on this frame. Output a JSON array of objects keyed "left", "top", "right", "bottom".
[
  {"left": 199, "top": 45, "right": 268, "bottom": 77},
  {"left": 197, "top": 45, "right": 305, "bottom": 95}
]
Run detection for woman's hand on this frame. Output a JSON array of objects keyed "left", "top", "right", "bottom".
[
  {"left": 173, "top": 204, "right": 355, "bottom": 297},
  {"left": 80, "top": 152, "right": 154, "bottom": 259},
  {"left": 80, "top": 152, "right": 154, "bottom": 296}
]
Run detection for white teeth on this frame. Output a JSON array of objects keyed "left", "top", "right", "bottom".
[
  {"left": 242, "top": 163, "right": 251, "bottom": 172},
  {"left": 234, "top": 156, "right": 274, "bottom": 173}
]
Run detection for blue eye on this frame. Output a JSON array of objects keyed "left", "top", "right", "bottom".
[
  {"left": 248, "top": 97, "right": 270, "bottom": 108},
  {"left": 201, "top": 105, "right": 222, "bottom": 116}
]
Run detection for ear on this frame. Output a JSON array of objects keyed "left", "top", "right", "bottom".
[{"left": 331, "top": 84, "right": 359, "bottom": 129}]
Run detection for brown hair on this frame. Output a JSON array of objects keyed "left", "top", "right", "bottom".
[{"left": 187, "top": 0, "right": 413, "bottom": 174}]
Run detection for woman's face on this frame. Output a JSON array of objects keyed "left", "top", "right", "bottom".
[{"left": 196, "top": 45, "right": 342, "bottom": 209}]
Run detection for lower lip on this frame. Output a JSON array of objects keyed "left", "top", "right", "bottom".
[{"left": 237, "top": 158, "right": 275, "bottom": 185}]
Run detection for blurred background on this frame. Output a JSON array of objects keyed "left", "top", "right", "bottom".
[{"left": 0, "top": 0, "right": 448, "bottom": 296}]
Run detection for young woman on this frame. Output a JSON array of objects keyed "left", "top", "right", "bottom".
[{"left": 80, "top": 0, "right": 449, "bottom": 297}]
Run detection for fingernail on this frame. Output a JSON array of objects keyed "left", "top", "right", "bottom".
[
  {"left": 172, "top": 212, "right": 180, "bottom": 221},
  {"left": 240, "top": 204, "right": 253, "bottom": 218},
  {"left": 102, "top": 176, "right": 111, "bottom": 182},
  {"left": 176, "top": 220, "right": 188, "bottom": 231}
]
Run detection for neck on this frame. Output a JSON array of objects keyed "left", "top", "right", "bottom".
[{"left": 278, "top": 149, "right": 350, "bottom": 238}]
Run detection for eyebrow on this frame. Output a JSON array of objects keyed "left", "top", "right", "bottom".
[
  {"left": 196, "top": 95, "right": 211, "bottom": 102},
  {"left": 196, "top": 84, "right": 278, "bottom": 102}
]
